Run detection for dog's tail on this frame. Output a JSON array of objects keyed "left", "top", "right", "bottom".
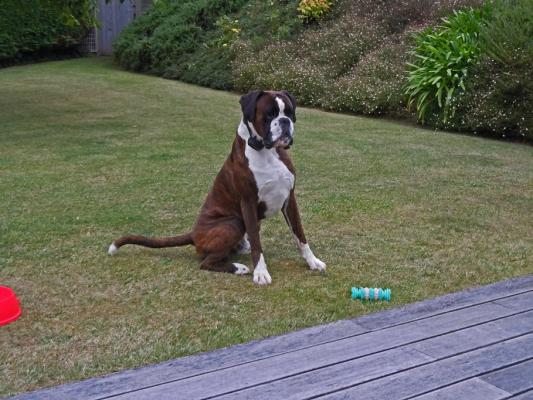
[{"left": 107, "top": 232, "right": 194, "bottom": 256}]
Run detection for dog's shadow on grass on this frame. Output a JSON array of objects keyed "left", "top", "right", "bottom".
[
  {"left": 109, "top": 247, "right": 197, "bottom": 267},
  {"left": 111, "top": 247, "right": 326, "bottom": 281},
  {"left": 143, "top": 248, "right": 196, "bottom": 263}
]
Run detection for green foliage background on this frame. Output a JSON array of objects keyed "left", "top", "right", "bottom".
[
  {"left": 445, "top": 0, "right": 533, "bottom": 136},
  {"left": 2, "top": 0, "right": 530, "bottom": 138},
  {"left": 231, "top": 0, "right": 485, "bottom": 120},
  {"left": 405, "top": 7, "right": 487, "bottom": 123},
  {"left": 406, "top": 0, "right": 532, "bottom": 138},
  {"left": 0, "top": 0, "right": 93, "bottom": 65},
  {"left": 113, "top": 0, "right": 301, "bottom": 89}
]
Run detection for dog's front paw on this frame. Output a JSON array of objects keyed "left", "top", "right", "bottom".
[
  {"left": 253, "top": 254, "right": 272, "bottom": 285},
  {"left": 300, "top": 243, "right": 326, "bottom": 272},
  {"left": 307, "top": 256, "right": 326, "bottom": 272},
  {"left": 253, "top": 269, "right": 272, "bottom": 285}
]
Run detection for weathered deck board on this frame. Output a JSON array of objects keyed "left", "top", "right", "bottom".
[
  {"left": 495, "top": 291, "right": 533, "bottom": 310},
  {"left": 410, "top": 378, "right": 511, "bottom": 400},
  {"left": 480, "top": 359, "right": 533, "bottom": 395},
  {"left": 118, "top": 348, "right": 433, "bottom": 400},
  {"left": 411, "top": 310, "right": 533, "bottom": 358},
  {"left": 9, "top": 320, "right": 370, "bottom": 400},
  {"left": 210, "top": 311, "right": 533, "bottom": 400},
  {"left": 511, "top": 391, "right": 533, "bottom": 400},
  {"left": 7, "top": 275, "right": 533, "bottom": 400},
  {"left": 108, "top": 298, "right": 531, "bottom": 400},
  {"left": 319, "top": 335, "right": 533, "bottom": 400}
]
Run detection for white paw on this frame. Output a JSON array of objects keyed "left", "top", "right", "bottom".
[
  {"left": 254, "top": 269, "right": 272, "bottom": 285},
  {"left": 233, "top": 263, "right": 250, "bottom": 275},
  {"left": 237, "top": 237, "right": 251, "bottom": 255},
  {"left": 307, "top": 256, "right": 326, "bottom": 272},
  {"left": 108, "top": 242, "right": 118, "bottom": 256},
  {"left": 300, "top": 243, "right": 326, "bottom": 272},
  {"left": 253, "top": 254, "right": 272, "bottom": 285}
]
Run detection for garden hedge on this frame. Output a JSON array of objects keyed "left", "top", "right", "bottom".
[
  {"left": 113, "top": 0, "right": 300, "bottom": 90},
  {"left": 446, "top": 0, "right": 533, "bottom": 138},
  {"left": 114, "top": 0, "right": 531, "bottom": 139},
  {"left": 0, "top": 0, "right": 90, "bottom": 66}
]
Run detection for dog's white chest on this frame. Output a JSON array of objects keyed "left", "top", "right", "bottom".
[{"left": 245, "top": 148, "right": 295, "bottom": 218}]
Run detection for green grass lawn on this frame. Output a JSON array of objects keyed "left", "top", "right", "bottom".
[{"left": 0, "top": 57, "right": 531, "bottom": 396}]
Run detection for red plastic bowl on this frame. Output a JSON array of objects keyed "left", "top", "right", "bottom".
[{"left": 0, "top": 286, "right": 22, "bottom": 326}]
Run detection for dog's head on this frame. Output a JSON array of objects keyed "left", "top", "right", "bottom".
[{"left": 239, "top": 90, "right": 296, "bottom": 150}]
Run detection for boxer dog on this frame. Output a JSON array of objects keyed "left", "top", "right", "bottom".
[{"left": 108, "top": 90, "right": 326, "bottom": 285}]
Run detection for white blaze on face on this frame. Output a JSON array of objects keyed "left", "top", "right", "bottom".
[
  {"left": 270, "top": 96, "right": 294, "bottom": 142},
  {"left": 276, "top": 96, "right": 286, "bottom": 116}
]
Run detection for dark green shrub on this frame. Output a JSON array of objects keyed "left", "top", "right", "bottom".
[
  {"left": 235, "top": 0, "right": 301, "bottom": 48},
  {"left": 113, "top": 0, "right": 301, "bottom": 90},
  {"left": 0, "top": 0, "right": 89, "bottom": 65},
  {"left": 480, "top": 0, "right": 533, "bottom": 67},
  {"left": 163, "top": 40, "right": 234, "bottom": 89},
  {"left": 114, "top": 0, "right": 247, "bottom": 75},
  {"left": 445, "top": 0, "right": 533, "bottom": 138},
  {"left": 232, "top": 0, "right": 484, "bottom": 118},
  {"left": 404, "top": 6, "right": 488, "bottom": 123}
]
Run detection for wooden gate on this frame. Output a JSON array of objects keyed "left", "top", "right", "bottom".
[{"left": 97, "top": 0, "right": 135, "bottom": 56}]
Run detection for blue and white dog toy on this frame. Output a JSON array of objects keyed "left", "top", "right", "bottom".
[{"left": 351, "top": 287, "right": 391, "bottom": 301}]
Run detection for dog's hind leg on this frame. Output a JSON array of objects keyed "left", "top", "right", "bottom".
[
  {"left": 200, "top": 253, "right": 249, "bottom": 274},
  {"left": 195, "top": 222, "right": 249, "bottom": 275},
  {"left": 235, "top": 233, "right": 251, "bottom": 254}
]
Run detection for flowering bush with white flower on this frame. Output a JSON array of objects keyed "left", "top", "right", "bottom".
[
  {"left": 442, "top": 0, "right": 533, "bottom": 138},
  {"left": 115, "top": 0, "right": 530, "bottom": 139},
  {"left": 234, "top": 0, "right": 484, "bottom": 117}
]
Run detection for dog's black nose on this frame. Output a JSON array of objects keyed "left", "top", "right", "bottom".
[
  {"left": 279, "top": 118, "right": 291, "bottom": 130},
  {"left": 279, "top": 117, "right": 292, "bottom": 139}
]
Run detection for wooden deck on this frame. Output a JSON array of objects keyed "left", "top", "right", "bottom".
[{"left": 9, "top": 275, "right": 533, "bottom": 400}]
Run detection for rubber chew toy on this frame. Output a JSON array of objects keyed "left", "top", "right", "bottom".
[{"left": 351, "top": 287, "right": 391, "bottom": 301}]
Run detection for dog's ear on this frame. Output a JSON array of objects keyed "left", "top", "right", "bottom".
[
  {"left": 239, "top": 90, "right": 264, "bottom": 122},
  {"left": 281, "top": 90, "right": 296, "bottom": 122}
]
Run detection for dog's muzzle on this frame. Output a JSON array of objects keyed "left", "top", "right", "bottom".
[{"left": 266, "top": 118, "right": 294, "bottom": 149}]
